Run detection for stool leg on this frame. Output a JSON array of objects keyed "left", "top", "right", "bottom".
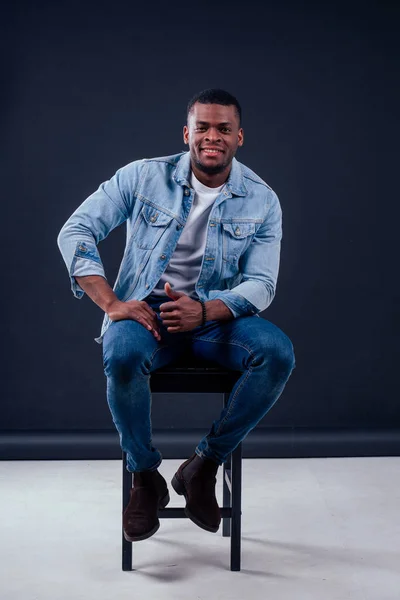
[
  {"left": 222, "top": 391, "right": 231, "bottom": 537},
  {"left": 230, "top": 442, "right": 242, "bottom": 571},
  {"left": 222, "top": 452, "right": 232, "bottom": 537},
  {"left": 122, "top": 451, "right": 133, "bottom": 571}
]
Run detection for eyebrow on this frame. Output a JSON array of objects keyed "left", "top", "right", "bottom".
[{"left": 195, "top": 121, "right": 233, "bottom": 126}]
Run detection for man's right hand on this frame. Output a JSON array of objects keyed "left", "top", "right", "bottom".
[{"left": 107, "top": 299, "right": 161, "bottom": 341}]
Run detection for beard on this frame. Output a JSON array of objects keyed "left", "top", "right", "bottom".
[{"left": 192, "top": 153, "right": 230, "bottom": 175}]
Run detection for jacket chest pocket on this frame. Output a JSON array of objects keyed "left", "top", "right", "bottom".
[
  {"left": 221, "top": 222, "right": 256, "bottom": 265},
  {"left": 134, "top": 204, "right": 174, "bottom": 250}
]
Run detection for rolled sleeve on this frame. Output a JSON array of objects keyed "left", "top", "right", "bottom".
[
  {"left": 208, "top": 289, "right": 259, "bottom": 318},
  {"left": 226, "top": 305, "right": 239, "bottom": 318},
  {"left": 70, "top": 255, "right": 108, "bottom": 299},
  {"left": 57, "top": 159, "right": 143, "bottom": 299}
]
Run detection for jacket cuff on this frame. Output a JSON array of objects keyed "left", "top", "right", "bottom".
[
  {"left": 70, "top": 249, "right": 107, "bottom": 299},
  {"left": 207, "top": 290, "right": 259, "bottom": 318}
]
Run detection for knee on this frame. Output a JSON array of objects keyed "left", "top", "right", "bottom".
[
  {"left": 103, "top": 341, "right": 147, "bottom": 381},
  {"left": 255, "top": 334, "right": 295, "bottom": 375},
  {"left": 272, "top": 335, "right": 296, "bottom": 374}
]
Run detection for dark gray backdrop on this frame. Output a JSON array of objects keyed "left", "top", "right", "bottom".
[{"left": 2, "top": 1, "right": 399, "bottom": 459}]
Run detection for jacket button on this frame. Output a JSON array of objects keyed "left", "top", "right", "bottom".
[
  {"left": 78, "top": 245, "right": 87, "bottom": 252},
  {"left": 176, "top": 225, "right": 181, "bottom": 230},
  {"left": 160, "top": 254, "right": 166, "bottom": 259},
  {"left": 150, "top": 216, "right": 157, "bottom": 222},
  {"left": 184, "top": 188, "right": 190, "bottom": 196}
]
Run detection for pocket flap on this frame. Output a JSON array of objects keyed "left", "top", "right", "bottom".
[
  {"left": 222, "top": 222, "right": 256, "bottom": 239},
  {"left": 141, "top": 205, "right": 173, "bottom": 226}
]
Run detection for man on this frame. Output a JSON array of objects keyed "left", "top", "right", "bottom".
[{"left": 57, "top": 88, "right": 296, "bottom": 542}]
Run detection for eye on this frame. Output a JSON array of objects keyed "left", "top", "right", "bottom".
[
  {"left": 221, "top": 127, "right": 231, "bottom": 133},
  {"left": 195, "top": 127, "right": 206, "bottom": 132}
]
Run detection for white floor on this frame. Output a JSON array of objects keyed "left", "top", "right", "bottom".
[{"left": 1, "top": 457, "right": 399, "bottom": 600}]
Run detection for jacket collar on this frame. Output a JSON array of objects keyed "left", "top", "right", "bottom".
[{"left": 173, "top": 151, "right": 247, "bottom": 197}]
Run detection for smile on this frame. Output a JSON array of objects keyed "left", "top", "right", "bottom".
[{"left": 201, "top": 149, "right": 223, "bottom": 154}]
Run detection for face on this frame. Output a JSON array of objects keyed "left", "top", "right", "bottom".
[{"left": 183, "top": 103, "right": 244, "bottom": 176}]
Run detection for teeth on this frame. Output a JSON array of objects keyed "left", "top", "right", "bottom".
[{"left": 204, "top": 149, "right": 220, "bottom": 153}]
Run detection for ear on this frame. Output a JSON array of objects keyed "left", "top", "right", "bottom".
[
  {"left": 183, "top": 125, "right": 189, "bottom": 144},
  {"left": 237, "top": 128, "right": 244, "bottom": 147}
]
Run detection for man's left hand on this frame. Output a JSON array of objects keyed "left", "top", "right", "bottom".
[{"left": 159, "top": 282, "right": 203, "bottom": 332}]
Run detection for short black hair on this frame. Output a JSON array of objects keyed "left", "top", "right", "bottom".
[{"left": 187, "top": 88, "right": 242, "bottom": 126}]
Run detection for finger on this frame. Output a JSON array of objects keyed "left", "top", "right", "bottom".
[
  {"left": 166, "top": 326, "right": 180, "bottom": 332},
  {"left": 136, "top": 316, "right": 152, "bottom": 330},
  {"left": 162, "top": 317, "right": 180, "bottom": 325},
  {"left": 160, "top": 310, "right": 178, "bottom": 318},
  {"left": 159, "top": 302, "right": 176, "bottom": 312},
  {"left": 161, "top": 316, "right": 180, "bottom": 325},
  {"left": 148, "top": 323, "right": 161, "bottom": 339},
  {"left": 139, "top": 306, "right": 160, "bottom": 330},
  {"left": 141, "top": 302, "right": 158, "bottom": 318},
  {"left": 136, "top": 314, "right": 159, "bottom": 335},
  {"left": 162, "top": 319, "right": 181, "bottom": 326},
  {"left": 153, "top": 318, "right": 162, "bottom": 336},
  {"left": 149, "top": 318, "right": 161, "bottom": 335}
]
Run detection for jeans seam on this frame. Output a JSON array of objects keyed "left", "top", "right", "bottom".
[
  {"left": 149, "top": 343, "right": 167, "bottom": 365},
  {"left": 191, "top": 335, "right": 255, "bottom": 357},
  {"left": 143, "top": 345, "right": 167, "bottom": 469},
  {"left": 190, "top": 337, "right": 256, "bottom": 436},
  {"left": 215, "top": 365, "right": 253, "bottom": 436}
]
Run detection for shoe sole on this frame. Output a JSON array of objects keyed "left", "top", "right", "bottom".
[
  {"left": 123, "top": 490, "right": 170, "bottom": 542},
  {"left": 171, "top": 474, "right": 219, "bottom": 533}
]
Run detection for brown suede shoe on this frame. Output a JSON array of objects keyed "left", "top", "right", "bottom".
[
  {"left": 171, "top": 452, "right": 221, "bottom": 533},
  {"left": 123, "top": 469, "right": 170, "bottom": 542}
]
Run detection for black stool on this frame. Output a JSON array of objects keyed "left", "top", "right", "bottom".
[{"left": 122, "top": 354, "right": 243, "bottom": 571}]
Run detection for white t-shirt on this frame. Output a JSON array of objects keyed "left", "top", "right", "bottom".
[{"left": 151, "top": 170, "right": 225, "bottom": 301}]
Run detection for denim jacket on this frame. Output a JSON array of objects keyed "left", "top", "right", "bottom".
[{"left": 57, "top": 151, "right": 283, "bottom": 344}]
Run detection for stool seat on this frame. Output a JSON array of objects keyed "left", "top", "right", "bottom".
[
  {"left": 160, "top": 350, "right": 221, "bottom": 365},
  {"left": 149, "top": 353, "right": 241, "bottom": 393}
]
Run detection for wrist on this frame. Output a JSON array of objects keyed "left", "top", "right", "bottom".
[
  {"left": 203, "top": 299, "right": 234, "bottom": 322},
  {"left": 106, "top": 298, "right": 123, "bottom": 315}
]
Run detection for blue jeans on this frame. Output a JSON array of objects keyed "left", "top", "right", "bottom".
[{"left": 102, "top": 293, "right": 296, "bottom": 472}]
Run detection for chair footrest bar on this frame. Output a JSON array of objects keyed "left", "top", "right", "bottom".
[{"left": 158, "top": 507, "right": 237, "bottom": 518}]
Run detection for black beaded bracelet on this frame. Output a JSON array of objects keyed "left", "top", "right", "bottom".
[{"left": 199, "top": 300, "right": 207, "bottom": 325}]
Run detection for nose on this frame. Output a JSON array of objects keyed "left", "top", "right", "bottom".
[{"left": 205, "top": 127, "right": 221, "bottom": 142}]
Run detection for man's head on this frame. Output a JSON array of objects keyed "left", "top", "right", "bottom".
[{"left": 183, "top": 89, "right": 244, "bottom": 184}]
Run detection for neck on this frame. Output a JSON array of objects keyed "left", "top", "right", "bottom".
[{"left": 190, "top": 161, "right": 231, "bottom": 188}]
